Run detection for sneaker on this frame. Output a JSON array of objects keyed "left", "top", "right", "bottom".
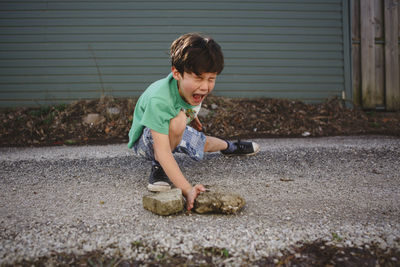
[
  {"left": 147, "top": 163, "right": 172, "bottom": 192},
  {"left": 221, "top": 140, "right": 260, "bottom": 156}
]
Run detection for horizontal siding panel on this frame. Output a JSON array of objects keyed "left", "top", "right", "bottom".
[
  {"left": 0, "top": 59, "right": 344, "bottom": 68},
  {"left": 0, "top": 67, "right": 172, "bottom": 76},
  {"left": 0, "top": 43, "right": 344, "bottom": 52},
  {"left": 226, "top": 59, "right": 344, "bottom": 67},
  {"left": 0, "top": 50, "right": 168, "bottom": 59},
  {"left": 0, "top": 89, "right": 340, "bottom": 100},
  {"left": 0, "top": 59, "right": 170, "bottom": 68},
  {"left": 214, "top": 91, "right": 339, "bottom": 102},
  {"left": 217, "top": 83, "right": 343, "bottom": 91},
  {"left": 0, "top": 50, "right": 343, "bottom": 60},
  {"left": 217, "top": 82, "right": 342, "bottom": 90},
  {"left": 0, "top": 18, "right": 341, "bottom": 28},
  {"left": 0, "top": 34, "right": 341, "bottom": 44},
  {"left": 0, "top": 0, "right": 347, "bottom": 107},
  {"left": 1, "top": 91, "right": 107, "bottom": 100},
  {"left": 0, "top": 75, "right": 343, "bottom": 84},
  {"left": 226, "top": 51, "right": 342, "bottom": 59},
  {"left": 0, "top": 83, "right": 138, "bottom": 92},
  {"left": 0, "top": 27, "right": 343, "bottom": 36},
  {"left": 0, "top": 82, "right": 342, "bottom": 92},
  {"left": 0, "top": 67, "right": 344, "bottom": 76},
  {"left": 0, "top": 75, "right": 167, "bottom": 84},
  {"left": 3, "top": 0, "right": 342, "bottom": 3},
  {"left": 0, "top": 2, "right": 342, "bottom": 11},
  {"left": 219, "top": 75, "right": 343, "bottom": 84},
  {"left": 0, "top": 10, "right": 342, "bottom": 20}
]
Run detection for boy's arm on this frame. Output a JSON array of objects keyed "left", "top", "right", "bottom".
[
  {"left": 189, "top": 116, "right": 203, "bottom": 131},
  {"left": 151, "top": 129, "right": 205, "bottom": 210}
]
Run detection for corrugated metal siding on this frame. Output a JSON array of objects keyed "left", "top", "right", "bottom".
[{"left": 0, "top": 0, "right": 349, "bottom": 107}]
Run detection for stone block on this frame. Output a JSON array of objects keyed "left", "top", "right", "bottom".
[
  {"left": 82, "top": 113, "right": 105, "bottom": 125},
  {"left": 194, "top": 191, "right": 245, "bottom": 214},
  {"left": 142, "top": 188, "right": 184, "bottom": 216}
]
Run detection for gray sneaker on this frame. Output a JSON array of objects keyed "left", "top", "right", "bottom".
[{"left": 147, "top": 163, "right": 172, "bottom": 192}]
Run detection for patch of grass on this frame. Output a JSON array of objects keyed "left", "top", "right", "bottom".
[
  {"left": 28, "top": 106, "right": 52, "bottom": 117},
  {"left": 222, "top": 248, "right": 229, "bottom": 258},
  {"left": 55, "top": 103, "right": 67, "bottom": 112},
  {"left": 156, "top": 253, "right": 165, "bottom": 260},
  {"left": 131, "top": 240, "right": 143, "bottom": 248},
  {"left": 370, "top": 122, "right": 381, "bottom": 128},
  {"left": 332, "top": 232, "right": 343, "bottom": 242},
  {"left": 64, "top": 139, "right": 77, "bottom": 145},
  {"left": 43, "top": 112, "right": 55, "bottom": 125},
  {"left": 203, "top": 247, "right": 230, "bottom": 259}
]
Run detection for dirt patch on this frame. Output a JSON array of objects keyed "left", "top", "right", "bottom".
[
  {"left": 1, "top": 96, "right": 399, "bottom": 147},
  {"left": 8, "top": 241, "right": 400, "bottom": 266}
]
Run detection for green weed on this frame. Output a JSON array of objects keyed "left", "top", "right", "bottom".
[
  {"left": 55, "top": 104, "right": 67, "bottom": 112},
  {"left": 370, "top": 122, "right": 381, "bottom": 128},
  {"left": 131, "top": 241, "right": 143, "bottom": 248},
  {"left": 332, "top": 232, "right": 343, "bottom": 242},
  {"left": 28, "top": 106, "right": 51, "bottom": 117}
]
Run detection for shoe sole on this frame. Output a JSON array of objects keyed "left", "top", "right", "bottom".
[{"left": 147, "top": 183, "right": 171, "bottom": 192}]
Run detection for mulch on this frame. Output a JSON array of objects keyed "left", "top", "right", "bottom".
[
  {"left": 10, "top": 240, "right": 400, "bottom": 266},
  {"left": 1, "top": 95, "right": 399, "bottom": 147}
]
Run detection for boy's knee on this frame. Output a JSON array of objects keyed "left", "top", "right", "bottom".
[{"left": 169, "top": 111, "right": 186, "bottom": 136}]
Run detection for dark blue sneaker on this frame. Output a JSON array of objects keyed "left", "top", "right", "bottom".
[
  {"left": 148, "top": 163, "right": 172, "bottom": 192},
  {"left": 221, "top": 140, "right": 260, "bottom": 156}
]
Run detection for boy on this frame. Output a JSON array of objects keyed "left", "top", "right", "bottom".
[{"left": 128, "top": 33, "right": 259, "bottom": 211}]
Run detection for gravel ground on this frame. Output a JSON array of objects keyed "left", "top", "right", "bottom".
[{"left": 1, "top": 136, "right": 400, "bottom": 265}]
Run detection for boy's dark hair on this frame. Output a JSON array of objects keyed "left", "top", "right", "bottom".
[{"left": 170, "top": 33, "right": 224, "bottom": 76}]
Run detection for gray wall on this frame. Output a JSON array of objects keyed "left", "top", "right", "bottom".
[{"left": 0, "top": 0, "right": 351, "bottom": 107}]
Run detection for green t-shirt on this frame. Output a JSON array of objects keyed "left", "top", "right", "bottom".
[{"left": 127, "top": 73, "right": 197, "bottom": 148}]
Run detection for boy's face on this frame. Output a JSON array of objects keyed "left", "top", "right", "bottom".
[{"left": 172, "top": 67, "right": 217, "bottom": 106}]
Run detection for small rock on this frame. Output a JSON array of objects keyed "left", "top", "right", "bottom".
[
  {"left": 211, "top": 103, "right": 218, "bottom": 110},
  {"left": 107, "top": 107, "right": 120, "bottom": 117},
  {"left": 194, "top": 190, "right": 245, "bottom": 214},
  {"left": 82, "top": 113, "right": 105, "bottom": 125},
  {"left": 143, "top": 188, "right": 184, "bottom": 216},
  {"left": 198, "top": 108, "right": 210, "bottom": 118}
]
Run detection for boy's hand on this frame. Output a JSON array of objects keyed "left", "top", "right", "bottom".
[
  {"left": 184, "top": 184, "right": 206, "bottom": 211},
  {"left": 190, "top": 117, "right": 203, "bottom": 132}
]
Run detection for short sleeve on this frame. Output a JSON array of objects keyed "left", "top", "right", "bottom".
[{"left": 140, "top": 97, "right": 175, "bottom": 135}]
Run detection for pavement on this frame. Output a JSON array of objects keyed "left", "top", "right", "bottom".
[{"left": 1, "top": 136, "right": 400, "bottom": 265}]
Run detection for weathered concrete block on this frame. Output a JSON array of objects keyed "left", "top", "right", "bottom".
[
  {"left": 194, "top": 191, "right": 245, "bottom": 214},
  {"left": 142, "top": 188, "right": 184, "bottom": 216}
]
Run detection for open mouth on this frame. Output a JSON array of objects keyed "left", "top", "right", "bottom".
[{"left": 193, "top": 94, "right": 205, "bottom": 104}]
